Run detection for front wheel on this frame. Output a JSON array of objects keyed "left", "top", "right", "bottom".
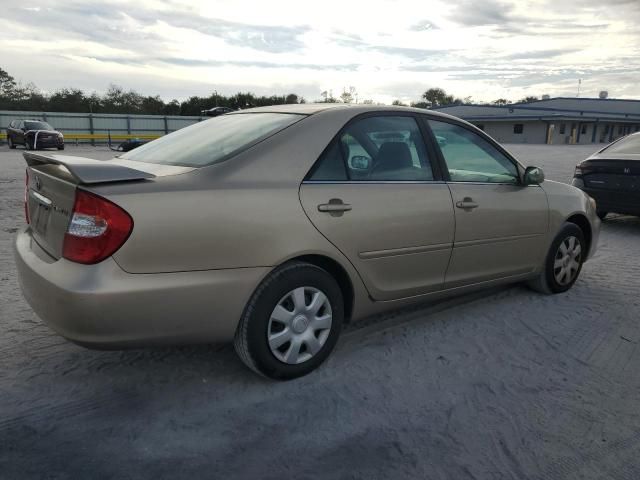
[
  {"left": 8, "top": 136, "right": 16, "bottom": 149},
  {"left": 234, "top": 262, "right": 344, "bottom": 380},
  {"left": 24, "top": 139, "right": 31, "bottom": 150},
  {"left": 529, "top": 222, "right": 586, "bottom": 294}
]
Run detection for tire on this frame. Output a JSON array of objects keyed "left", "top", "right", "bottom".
[
  {"left": 57, "top": 145, "right": 65, "bottom": 150},
  {"left": 234, "top": 261, "right": 344, "bottom": 380},
  {"left": 24, "top": 139, "right": 31, "bottom": 150},
  {"left": 596, "top": 210, "right": 608, "bottom": 221},
  {"left": 8, "top": 137, "right": 16, "bottom": 149},
  {"left": 528, "top": 222, "right": 586, "bottom": 294}
]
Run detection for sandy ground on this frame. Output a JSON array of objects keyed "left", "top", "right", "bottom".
[{"left": 2, "top": 143, "right": 640, "bottom": 480}]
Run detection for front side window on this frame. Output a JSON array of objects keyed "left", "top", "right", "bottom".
[
  {"left": 309, "top": 115, "right": 434, "bottom": 181},
  {"left": 428, "top": 120, "right": 519, "bottom": 184},
  {"left": 121, "top": 113, "right": 304, "bottom": 167}
]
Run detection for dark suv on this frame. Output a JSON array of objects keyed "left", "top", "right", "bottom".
[{"left": 6, "top": 120, "right": 64, "bottom": 150}]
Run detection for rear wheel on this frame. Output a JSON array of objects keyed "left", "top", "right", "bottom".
[
  {"left": 234, "top": 262, "right": 343, "bottom": 380},
  {"left": 24, "top": 139, "right": 31, "bottom": 150},
  {"left": 57, "top": 145, "right": 65, "bottom": 150},
  {"left": 8, "top": 136, "right": 15, "bottom": 149},
  {"left": 529, "top": 223, "right": 586, "bottom": 294},
  {"left": 596, "top": 210, "right": 608, "bottom": 220}
]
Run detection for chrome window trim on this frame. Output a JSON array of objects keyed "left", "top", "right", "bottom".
[{"left": 446, "top": 181, "right": 542, "bottom": 187}]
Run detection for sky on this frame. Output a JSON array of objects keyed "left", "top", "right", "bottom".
[{"left": 1, "top": 0, "right": 639, "bottom": 104}]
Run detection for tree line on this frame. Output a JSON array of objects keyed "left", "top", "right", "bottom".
[
  {"left": 392, "top": 88, "right": 540, "bottom": 108},
  {"left": 0, "top": 68, "right": 305, "bottom": 116},
  {"left": 1, "top": 67, "right": 540, "bottom": 116}
]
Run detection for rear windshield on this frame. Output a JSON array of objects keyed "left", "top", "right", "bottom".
[
  {"left": 25, "top": 121, "right": 54, "bottom": 130},
  {"left": 121, "top": 113, "right": 305, "bottom": 167},
  {"left": 603, "top": 134, "right": 640, "bottom": 155}
]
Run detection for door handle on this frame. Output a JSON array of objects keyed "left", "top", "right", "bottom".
[
  {"left": 455, "top": 197, "right": 479, "bottom": 210},
  {"left": 318, "top": 199, "right": 352, "bottom": 216}
]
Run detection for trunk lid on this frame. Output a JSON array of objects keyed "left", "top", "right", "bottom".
[
  {"left": 24, "top": 152, "right": 160, "bottom": 259},
  {"left": 580, "top": 158, "right": 640, "bottom": 193}
]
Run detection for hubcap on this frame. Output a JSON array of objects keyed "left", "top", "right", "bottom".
[
  {"left": 553, "top": 235, "right": 582, "bottom": 285},
  {"left": 267, "top": 286, "right": 332, "bottom": 365}
]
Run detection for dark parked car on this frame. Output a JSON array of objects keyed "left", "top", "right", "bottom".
[
  {"left": 573, "top": 132, "right": 640, "bottom": 219},
  {"left": 201, "top": 106, "right": 235, "bottom": 117},
  {"left": 7, "top": 120, "right": 64, "bottom": 150}
]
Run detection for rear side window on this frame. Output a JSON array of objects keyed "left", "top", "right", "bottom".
[
  {"left": 309, "top": 115, "right": 434, "bottom": 181},
  {"left": 121, "top": 113, "right": 304, "bottom": 167},
  {"left": 603, "top": 134, "right": 640, "bottom": 154}
]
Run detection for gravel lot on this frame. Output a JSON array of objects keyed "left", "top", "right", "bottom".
[{"left": 2, "top": 144, "right": 640, "bottom": 480}]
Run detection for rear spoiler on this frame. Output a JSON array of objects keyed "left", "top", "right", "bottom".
[{"left": 24, "top": 152, "right": 155, "bottom": 185}]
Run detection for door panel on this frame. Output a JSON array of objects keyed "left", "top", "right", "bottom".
[
  {"left": 300, "top": 183, "right": 454, "bottom": 300},
  {"left": 445, "top": 183, "right": 548, "bottom": 287},
  {"left": 425, "top": 118, "right": 549, "bottom": 287}
]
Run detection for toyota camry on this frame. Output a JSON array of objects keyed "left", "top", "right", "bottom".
[{"left": 15, "top": 104, "right": 600, "bottom": 379}]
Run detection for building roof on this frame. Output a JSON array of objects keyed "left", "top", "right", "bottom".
[{"left": 434, "top": 97, "right": 640, "bottom": 123}]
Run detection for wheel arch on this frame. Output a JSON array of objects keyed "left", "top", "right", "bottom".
[
  {"left": 565, "top": 213, "right": 592, "bottom": 256},
  {"left": 285, "top": 254, "right": 355, "bottom": 323}
]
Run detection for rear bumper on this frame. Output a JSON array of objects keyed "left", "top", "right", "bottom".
[
  {"left": 14, "top": 228, "right": 268, "bottom": 348},
  {"left": 573, "top": 181, "right": 640, "bottom": 216}
]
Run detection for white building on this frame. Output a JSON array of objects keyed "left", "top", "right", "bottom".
[{"left": 434, "top": 97, "right": 640, "bottom": 145}]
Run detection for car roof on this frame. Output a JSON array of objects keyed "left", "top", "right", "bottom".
[{"left": 231, "top": 103, "right": 465, "bottom": 122}]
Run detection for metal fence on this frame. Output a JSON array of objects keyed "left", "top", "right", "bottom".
[{"left": 0, "top": 110, "right": 203, "bottom": 144}]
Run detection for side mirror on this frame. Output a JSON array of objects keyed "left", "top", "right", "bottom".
[
  {"left": 349, "top": 155, "right": 371, "bottom": 171},
  {"left": 524, "top": 166, "right": 545, "bottom": 185}
]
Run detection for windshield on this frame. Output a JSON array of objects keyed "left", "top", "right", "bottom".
[
  {"left": 121, "top": 113, "right": 305, "bottom": 167},
  {"left": 25, "top": 121, "right": 54, "bottom": 130},
  {"left": 603, "top": 133, "right": 640, "bottom": 155}
]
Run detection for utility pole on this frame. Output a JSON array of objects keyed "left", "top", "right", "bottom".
[{"left": 577, "top": 79, "right": 582, "bottom": 98}]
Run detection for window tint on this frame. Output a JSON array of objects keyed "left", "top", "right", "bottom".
[
  {"left": 603, "top": 133, "right": 640, "bottom": 154},
  {"left": 310, "top": 142, "right": 348, "bottom": 180},
  {"left": 121, "top": 113, "right": 304, "bottom": 167},
  {"left": 311, "top": 116, "right": 433, "bottom": 181},
  {"left": 428, "top": 120, "right": 519, "bottom": 184}
]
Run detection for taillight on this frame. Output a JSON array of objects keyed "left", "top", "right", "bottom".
[
  {"left": 24, "top": 169, "right": 30, "bottom": 224},
  {"left": 62, "top": 190, "right": 133, "bottom": 264}
]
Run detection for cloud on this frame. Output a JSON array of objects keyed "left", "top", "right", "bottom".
[
  {"left": 409, "top": 20, "right": 439, "bottom": 31},
  {"left": 0, "top": 0, "right": 639, "bottom": 103},
  {"left": 448, "top": 0, "right": 517, "bottom": 27},
  {"left": 502, "top": 49, "right": 582, "bottom": 60}
]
